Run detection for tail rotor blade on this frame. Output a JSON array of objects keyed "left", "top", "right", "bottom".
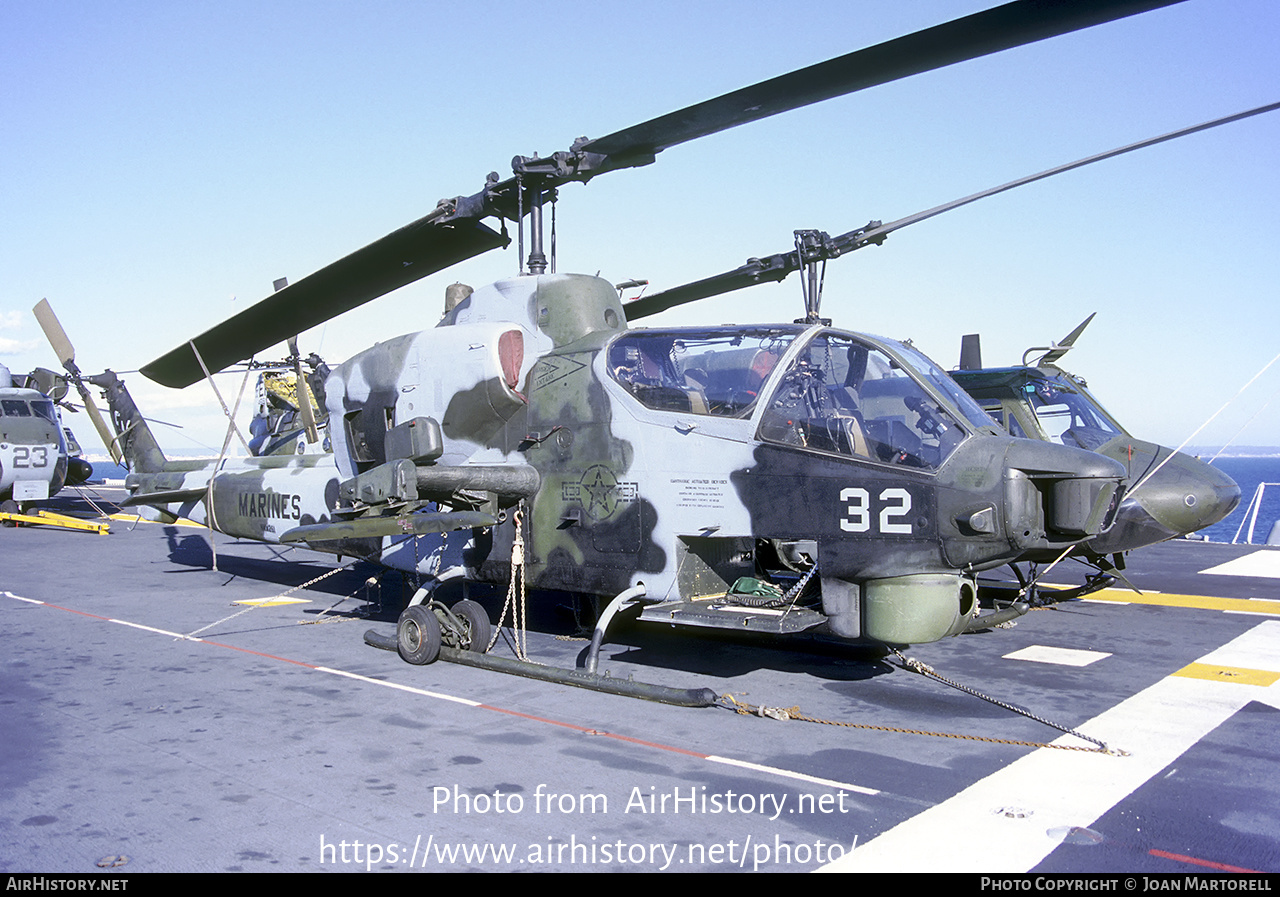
[{"left": 289, "top": 335, "right": 320, "bottom": 444}]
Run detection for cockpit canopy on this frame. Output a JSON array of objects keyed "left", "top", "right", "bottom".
[
  {"left": 608, "top": 328, "right": 787, "bottom": 419},
  {"left": 950, "top": 368, "right": 1125, "bottom": 451},
  {"left": 608, "top": 326, "right": 996, "bottom": 471}
]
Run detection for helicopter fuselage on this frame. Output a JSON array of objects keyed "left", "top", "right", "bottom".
[
  {"left": 115, "top": 274, "right": 1129, "bottom": 647},
  {"left": 115, "top": 274, "right": 1125, "bottom": 646}
]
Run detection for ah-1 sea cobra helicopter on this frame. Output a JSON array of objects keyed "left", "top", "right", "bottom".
[
  {"left": 623, "top": 93, "right": 1273, "bottom": 594},
  {"left": 39, "top": 2, "right": 1215, "bottom": 688}
]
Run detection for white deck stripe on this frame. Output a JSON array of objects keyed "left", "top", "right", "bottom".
[
  {"left": 110, "top": 618, "right": 203, "bottom": 640},
  {"left": 706, "top": 755, "right": 878, "bottom": 796},
  {"left": 313, "top": 666, "right": 483, "bottom": 706},
  {"left": 1003, "top": 645, "right": 1111, "bottom": 666},
  {"left": 1198, "top": 620, "right": 1280, "bottom": 673},
  {"left": 1201, "top": 550, "right": 1280, "bottom": 579},
  {"left": 3, "top": 591, "right": 44, "bottom": 604},
  {"left": 823, "top": 620, "right": 1280, "bottom": 873}
]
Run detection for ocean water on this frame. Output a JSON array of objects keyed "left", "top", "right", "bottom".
[
  {"left": 80, "top": 454, "right": 1280, "bottom": 545},
  {"left": 1200, "top": 455, "right": 1280, "bottom": 544}
]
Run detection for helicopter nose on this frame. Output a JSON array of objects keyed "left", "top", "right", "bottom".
[
  {"left": 1000, "top": 438, "right": 1127, "bottom": 542},
  {"left": 1103, "top": 440, "right": 1241, "bottom": 539}
]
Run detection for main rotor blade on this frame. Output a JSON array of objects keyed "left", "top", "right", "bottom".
[
  {"left": 33, "top": 298, "right": 77, "bottom": 371},
  {"left": 626, "top": 100, "right": 1280, "bottom": 320},
  {"left": 141, "top": 0, "right": 1181, "bottom": 388},
  {"left": 32, "top": 299, "right": 124, "bottom": 464},
  {"left": 466, "top": 1, "right": 1184, "bottom": 218},
  {"left": 580, "top": 0, "right": 1183, "bottom": 163},
  {"left": 861, "top": 100, "right": 1280, "bottom": 246},
  {"left": 141, "top": 218, "right": 507, "bottom": 389}
]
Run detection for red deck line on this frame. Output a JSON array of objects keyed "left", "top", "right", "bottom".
[{"left": 1149, "top": 848, "right": 1263, "bottom": 874}]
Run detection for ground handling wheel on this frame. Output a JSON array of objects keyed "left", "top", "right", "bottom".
[
  {"left": 449, "top": 599, "right": 492, "bottom": 653},
  {"left": 397, "top": 604, "right": 442, "bottom": 665}
]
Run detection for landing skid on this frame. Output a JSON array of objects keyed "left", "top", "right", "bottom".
[{"left": 362, "top": 626, "right": 718, "bottom": 707}]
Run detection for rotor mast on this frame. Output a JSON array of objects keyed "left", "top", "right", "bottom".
[
  {"left": 796, "top": 230, "right": 837, "bottom": 325},
  {"left": 509, "top": 154, "right": 568, "bottom": 276}
]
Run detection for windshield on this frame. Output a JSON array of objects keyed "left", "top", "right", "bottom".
[
  {"left": 1026, "top": 375, "right": 1123, "bottom": 450},
  {"left": 757, "top": 331, "right": 971, "bottom": 470},
  {"left": 884, "top": 339, "right": 998, "bottom": 432},
  {"left": 0, "top": 397, "right": 59, "bottom": 422},
  {"left": 31, "top": 400, "right": 58, "bottom": 424}
]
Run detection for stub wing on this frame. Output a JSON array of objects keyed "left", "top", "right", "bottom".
[
  {"left": 120, "top": 487, "right": 209, "bottom": 508},
  {"left": 280, "top": 510, "right": 498, "bottom": 544}
]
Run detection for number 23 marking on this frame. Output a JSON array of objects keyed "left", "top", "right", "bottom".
[
  {"left": 840, "top": 487, "right": 912, "bottom": 534},
  {"left": 12, "top": 446, "right": 50, "bottom": 469}
]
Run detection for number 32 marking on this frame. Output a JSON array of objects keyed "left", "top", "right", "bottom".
[{"left": 840, "top": 487, "right": 912, "bottom": 534}]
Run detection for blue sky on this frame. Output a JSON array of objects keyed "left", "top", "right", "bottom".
[{"left": 3, "top": 0, "right": 1278, "bottom": 454}]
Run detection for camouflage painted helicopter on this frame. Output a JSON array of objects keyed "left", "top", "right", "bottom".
[
  {"left": 950, "top": 316, "right": 1241, "bottom": 561},
  {"left": 626, "top": 97, "right": 1274, "bottom": 588},
  {"left": 43, "top": 2, "right": 1193, "bottom": 667}
]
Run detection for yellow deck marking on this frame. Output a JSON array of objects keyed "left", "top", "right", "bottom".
[
  {"left": 106, "top": 513, "right": 205, "bottom": 527},
  {"left": 233, "top": 597, "right": 311, "bottom": 607},
  {"left": 1172, "top": 662, "right": 1280, "bottom": 687},
  {"left": 1085, "top": 588, "right": 1280, "bottom": 615}
]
